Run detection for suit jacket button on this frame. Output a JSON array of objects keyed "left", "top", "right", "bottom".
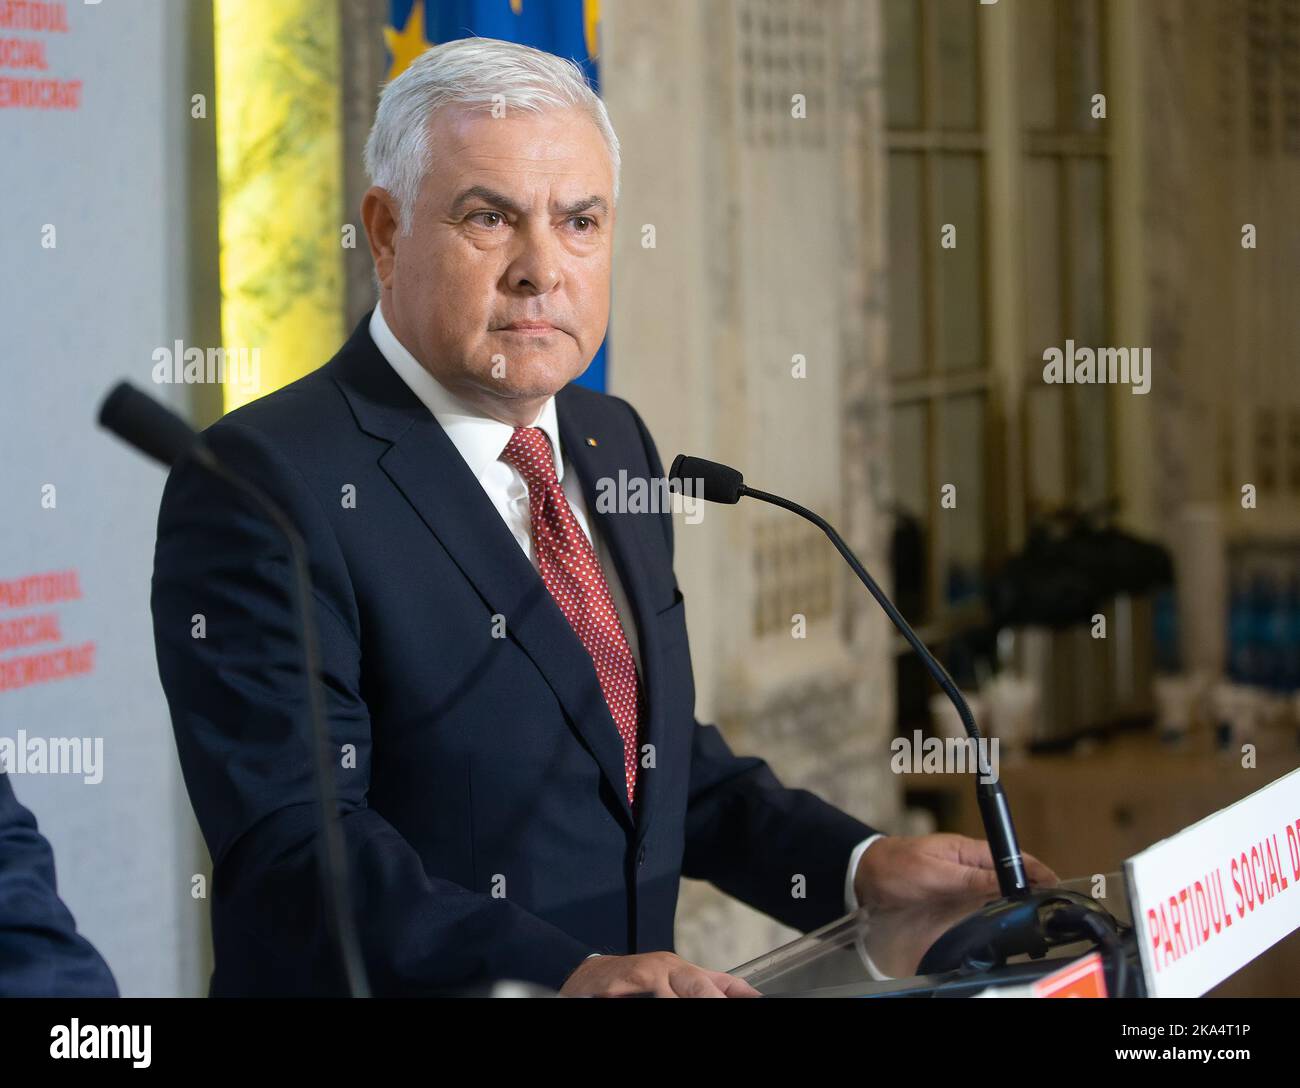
[{"left": 637, "top": 844, "right": 646, "bottom": 866}]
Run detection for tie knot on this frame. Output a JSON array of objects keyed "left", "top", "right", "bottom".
[{"left": 501, "top": 426, "right": 558, "bottom": 485}]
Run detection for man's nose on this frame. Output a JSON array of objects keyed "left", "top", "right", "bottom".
[{"left": 506, "top": 222, "right": 562, "bottom": 294}]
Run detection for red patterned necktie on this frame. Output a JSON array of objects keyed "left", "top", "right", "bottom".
[{"left": 501, "top": 426, "right": 643, "bottom": 807}]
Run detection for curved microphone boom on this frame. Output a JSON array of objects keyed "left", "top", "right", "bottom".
[
  {"left": 670, "top": 454, "right": 1128, "bottom": 982},
  {"left": 98, "top": 381, "right": 371, "bottom": 998},
  {"left": 673, "top": 453, "right": 1029, "bottom": 897}
]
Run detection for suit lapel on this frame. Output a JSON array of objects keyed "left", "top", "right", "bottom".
[{"left": 330, "top": 323, "right": 635, "bottom": 827}]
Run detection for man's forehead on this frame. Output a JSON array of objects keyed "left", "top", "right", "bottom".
[{"left": 426, "top": 105, "right": 612, "bottom": 192}]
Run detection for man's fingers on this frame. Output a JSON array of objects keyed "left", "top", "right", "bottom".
[
  {"left": 670, "top": 967, "right": 727, "bottom": 998},
  {"left": 953, "top": 836, "right": 1060, "bottom": 887},
  {"left": 564, "top": 954, "right": 762, "bottom": 998},
  {"left": 959, "top": 863, "right": 1001, "bottom": 897},
  {"left": 711, "top": 972, "right": 762, "bottom": 998},
  {"left": 943, "top": 833, "right": 997, "bottom": 870},
  {"left": 920, "top": 854, "right": 1001, "bottom": 898},
  {"left": 1022, "top": 851, "right": 1059, "bottom": 886}
]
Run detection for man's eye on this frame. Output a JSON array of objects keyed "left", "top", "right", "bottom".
[
  {"left": 470, "top": 211, "right": 505, "bottom": 228},
  {"left": 570, "top": 216, "right": 595, "bottom": 232}
]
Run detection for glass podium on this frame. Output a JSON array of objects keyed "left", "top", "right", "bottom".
[{"left": 730, "top": 873, "right": 1140, "bottom": 997}]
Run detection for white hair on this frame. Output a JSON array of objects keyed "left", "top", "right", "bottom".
[{"left": 364, "top": 36, "right": 621, "bottom": 235}]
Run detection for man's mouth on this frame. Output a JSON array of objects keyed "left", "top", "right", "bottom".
[{"left": 497, "top": 321, "right": 559, "bottom": 337}]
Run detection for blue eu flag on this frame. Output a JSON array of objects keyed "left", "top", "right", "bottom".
[{"left": 384, "top": 1, "right": 609, "bottom": 392}]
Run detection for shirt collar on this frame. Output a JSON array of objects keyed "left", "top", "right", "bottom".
[{"left": 369, "top": 303, "right": 565, "bottom": 483}]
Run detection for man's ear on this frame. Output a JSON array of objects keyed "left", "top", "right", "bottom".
[{"left": 361, "top": 186, "right": 400, "bottom": 290}]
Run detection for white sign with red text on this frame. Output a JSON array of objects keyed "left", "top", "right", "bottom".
[{"left": 1125, "top": 767, "right": 1300, "bottom": 997}]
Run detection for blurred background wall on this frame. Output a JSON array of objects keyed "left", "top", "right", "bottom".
[{"left": 2, "top": 0, "right": 1297, "bottom": 993}]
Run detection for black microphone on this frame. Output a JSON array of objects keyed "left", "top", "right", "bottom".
[
  {"left": 98, "top": 381, "right": 371, "bottom": 998},
  {"left": 99, "top": 382, "right": 217, "bottom": 471},
  {"left": 682, "top": 457, "right": 746, "bottom": 505},
  {"left": 670, "top": 454, "right": 1127, "bottom": 980}
]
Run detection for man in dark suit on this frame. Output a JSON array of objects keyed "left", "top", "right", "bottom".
[
  {"left": 152, "top": 38, "right": 1051, "bottom": 997},
  {"left": 0, "top": 773, "right": 118, "bottom": 996}
]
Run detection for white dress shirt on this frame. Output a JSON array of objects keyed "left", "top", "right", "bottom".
[{"left": 368, "top": 304, "right": 882, "bottom": 948}]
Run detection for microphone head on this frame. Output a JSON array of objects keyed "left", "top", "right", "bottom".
[
  {"left": 98, "top": 381, "right": 205, "bottom": 469},
  {"left": 670, "top": 454, "right": 745, "bottom": 504}
]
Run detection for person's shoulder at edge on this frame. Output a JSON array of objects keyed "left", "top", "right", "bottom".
[{"left": 198, "top": 315, "right": 377, "bottom": 457}]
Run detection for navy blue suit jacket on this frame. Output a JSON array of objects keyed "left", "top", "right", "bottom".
[
  {"left": 151, "top": 314, "right": 878, "bottom": 996},
  {"left": 0, "top": 772, "right": 118, "bottom": 996}
]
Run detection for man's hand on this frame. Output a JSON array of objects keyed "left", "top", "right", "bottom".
[
  {"left": 853, "top": 833, "right": 1059, "bottom": 912},
  {"left": 559, "top": 951, "right": 762, "bottom": 998}
]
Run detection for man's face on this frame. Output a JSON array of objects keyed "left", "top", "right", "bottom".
[{"left": 366, "top": 105, "right": 615, "bottom": 420}]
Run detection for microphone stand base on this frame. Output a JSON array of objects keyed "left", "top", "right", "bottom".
[{"left": 916, "top": 889, "right": 1123, "bottom": 978}]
